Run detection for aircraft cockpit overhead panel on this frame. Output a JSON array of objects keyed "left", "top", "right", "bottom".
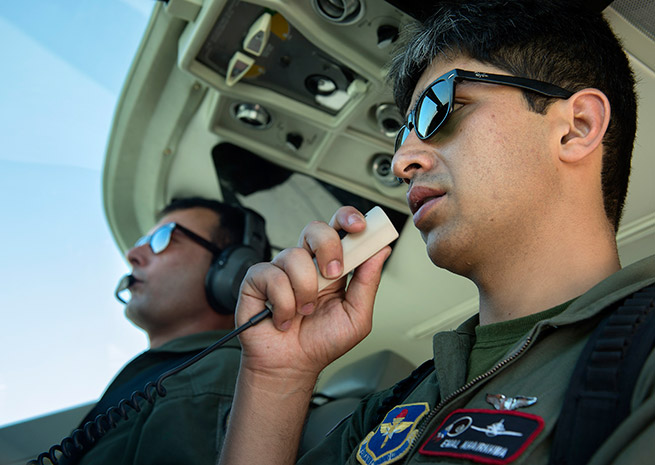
[{"left": 171, "top": 0, "right": 412, "bottom": 206}]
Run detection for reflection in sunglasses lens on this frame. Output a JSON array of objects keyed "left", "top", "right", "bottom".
[
  {"left": 394, "top": 79, "right": 453, "bottom": 151},
  {"left": 395, "top": 126, "right": 410, "bottom": 152},
  {"left": 150, "top": 224, "right": 173, "bottom": 254},
  {"left": 417, "top": 82, "right": 450, "bottom": 137},
  {"left": 134, "top": 236, "right": 148, "bottom": 248}
]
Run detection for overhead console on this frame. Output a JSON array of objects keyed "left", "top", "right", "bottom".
[
  {"left": 195, "top": 3, "right": 367, "bottom": 114},
  {"left": 170, "top": 0, "right": 412, "bottom": 212}
]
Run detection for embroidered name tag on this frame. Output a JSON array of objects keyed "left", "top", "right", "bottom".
[
  {"left": 357, "top": 403, "right": 429, "bottom": 465},
  {"left": 419, "top": 409, "right": 544, "bottom": 464}
]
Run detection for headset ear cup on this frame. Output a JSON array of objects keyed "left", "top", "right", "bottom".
[
  {"left": 205, "top": 206, "right": 269, "bottom": 314},
  {"left": 205, "top": 246, "right": 261, "bottom": 314}
]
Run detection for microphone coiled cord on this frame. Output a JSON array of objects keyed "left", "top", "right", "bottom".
[{"left": 28, "top": 307, "right": 271, "bottom": 465}]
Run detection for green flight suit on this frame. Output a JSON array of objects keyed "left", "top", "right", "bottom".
[
  {"left": 299, "top": 255, "right": 655, "bottom": 465},
  {"left": 75, "top": 330, "right": 240, "bottom": 465}
]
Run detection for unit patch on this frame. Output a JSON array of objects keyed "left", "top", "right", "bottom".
[
  {"left": 357, "top": 402, "right": 429, "bottom": 465},
  {"left": 419, "top": 409, "right": 544, "bottom": 464}
]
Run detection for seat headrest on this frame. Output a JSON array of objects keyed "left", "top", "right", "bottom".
[
  {"left": 299, "top": 350, "right": 417, "bottom": 457},
  {"left": 317, "top": 350, "right": 415, "bottom": 399}
]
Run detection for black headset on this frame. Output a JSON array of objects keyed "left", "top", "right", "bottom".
[{"left": 204, "top": 207, "right": 269, "bottom": 314}]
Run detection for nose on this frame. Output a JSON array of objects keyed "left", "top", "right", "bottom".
[
  {"left": 392, "top": 129, "right": 435, "bottom": 184},
  {"left": 126, "top": 242, "right": 150, "bottom": 266}
]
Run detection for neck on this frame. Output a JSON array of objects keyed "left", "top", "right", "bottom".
[
  {"left": 147, "top": 314, "right": 235, "bottom": 349},
  {"left": 473, "top": 222, "right": 620, "bottom": 325}
]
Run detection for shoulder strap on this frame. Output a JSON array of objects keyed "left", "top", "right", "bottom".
[{"left": 550, "top": 283, "right": 655, "bottom": 465}]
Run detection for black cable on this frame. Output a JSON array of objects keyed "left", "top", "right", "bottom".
[{"left": 28, "top": 307, "right": 272, "bottom": 465}]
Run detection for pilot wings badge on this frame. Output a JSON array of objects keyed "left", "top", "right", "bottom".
[
  {"left": 486, "top": 394, "right": 538, "bottom": 411},
  {"left": 357, "top": 403, "right": 429, "bottom": 465}
]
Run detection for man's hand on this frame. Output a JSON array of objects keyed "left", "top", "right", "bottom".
[
  {"left": 219, "top": 206, "right": 392, "bottom": 465},
  {"left": 235, "top": 206, "right": 392, "bottom": 382}
]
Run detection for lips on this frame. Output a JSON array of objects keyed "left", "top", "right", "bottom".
[
  {"left": 128, "top": 274, "right": 143, "bottom": 288},
  {"left": 407, "top": 186, "right": 447, "bottom": 215}
]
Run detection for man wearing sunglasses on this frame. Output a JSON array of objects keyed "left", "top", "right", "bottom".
[
  {"left": 218, "top": 1, "right": 654, "bottom": 465},
  {"left": 69, "top": 197, "right": 270, "bottom": 465}
]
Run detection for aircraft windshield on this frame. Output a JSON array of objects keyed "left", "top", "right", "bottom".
[{"left": 0, "top": 0, "right": 150, "bottom": 428}]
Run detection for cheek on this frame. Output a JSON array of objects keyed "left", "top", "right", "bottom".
[
  {"left": 157, "top": 256, "right": 210, "bottom": 292},
  {"left": 452, "top": 111, "right": 549, "bottom": 206},
  {"left": 185, "top": 258, "right": 214, "bottom": 294}
]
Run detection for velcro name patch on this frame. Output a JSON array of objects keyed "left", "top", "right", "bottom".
[{"left": 419, "top": 409, "right": 544, "bottom": 464}]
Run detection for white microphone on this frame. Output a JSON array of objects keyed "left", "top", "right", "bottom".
[
  {"left": 316, "top": 206, "right": 399, "bottom": 291},
  {"left": 114, "top": 274, "right": 135, "bottom": 304}
]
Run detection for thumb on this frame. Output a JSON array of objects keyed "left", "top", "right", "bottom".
[{"left": 342, "top": 247, "right": 392, "bottom": 320}]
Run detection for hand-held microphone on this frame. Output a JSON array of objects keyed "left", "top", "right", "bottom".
[
  {"left": 114, "top": 274, "right": 135, "bottom": 304},
  {"left": 316, "top": 206, "right": 399, "bottom": 291},
  {"left": 247, "top": 206, "right": 399, "bottom": 324}
]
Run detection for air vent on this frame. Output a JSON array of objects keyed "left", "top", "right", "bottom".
[
  {"left": 230, "top": 103, "right": 272, "bottom": 129},
  {"left": 312, "top": 0, "right": 365, "bottom": 25},
  {"left": 371, "top": 153, "right": 403, "bottom": 187},
  {"left": 374, "top": 104, "right": 403, "bottom": 138}
]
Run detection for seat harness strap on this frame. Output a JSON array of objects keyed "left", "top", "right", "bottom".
[{"left": 550, "top": 283, "right": 655, "bottom": 465}]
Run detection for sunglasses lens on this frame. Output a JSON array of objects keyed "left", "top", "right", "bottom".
[
  {"left": 150, "top": 224, "right": 174, "bottom": 254},
  {"left": 416, "top": 81, "right": 450, "bottom": 138},
  {"left": 394, "top": 125, "right": 410, "bottom": 152},
  {"left": 134, "top": 236, "right": 149, "bottom": 248}
]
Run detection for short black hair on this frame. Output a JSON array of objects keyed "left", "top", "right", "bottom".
[
  {"left": 388, "top": 0, "right": 637, "bottom": 231},
  {"left": 158, "top": 197, "right": 271, "bottom": 260}
]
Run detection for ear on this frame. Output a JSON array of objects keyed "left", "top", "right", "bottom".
[{"left": 557, "top": 88, "right": 611, "bottom": 163}]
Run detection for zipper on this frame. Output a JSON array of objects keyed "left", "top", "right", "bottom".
[{"left": 400, "top": 335, "right": 534, "bottom": 464}]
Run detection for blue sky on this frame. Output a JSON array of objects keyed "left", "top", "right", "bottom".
[{"left": 0, "top": 0, "right": 152, "bottom": 426}]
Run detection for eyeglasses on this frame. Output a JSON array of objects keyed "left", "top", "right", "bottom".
[
  {"left": 394, "top": 69, "right": 574, "bottom": 152},
  {"left": 134, "top": 222, "right": 221, "bottom": 256}
]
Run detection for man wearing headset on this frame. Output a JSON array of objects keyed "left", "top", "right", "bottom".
[
  {"left": 219, "top": 1, "right": 654, "bottom": 465},
  {"left": 69, "top": 197, "right": 270, "bottom": 465}
]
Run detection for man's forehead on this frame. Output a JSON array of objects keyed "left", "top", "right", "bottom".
[
  {"left": 152, "top": 207, "right": 219, "bottom": 235},
  {"left": 407, "top": 57, "right": 498, "bottom": 111}
]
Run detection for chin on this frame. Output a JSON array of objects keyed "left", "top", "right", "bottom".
[
  {"left": 425, "top": 230, "right": 470, "bottom": 274},
  {"left": 124, "top": 300, "right": 146, "bottom": 323},
  {"left": 124, "top": 305, "right": 137, "bottom": 323}
]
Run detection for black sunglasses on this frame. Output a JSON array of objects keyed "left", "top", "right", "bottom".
[
  {"left": 134, "top": 222, "right": 220, "bottom": 255},
  {"left": 395, "top": 69, "right": 574, "bottom": 152}
]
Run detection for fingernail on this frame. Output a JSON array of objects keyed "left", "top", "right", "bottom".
[
  {"left": 280, "top": 320, "right": 292, "bottom": 331},
  {"left": 300, "top": 303, "right": 315, "bottom": 315},
  {"left": 327, "top": 260, "right": 342, "bottom": 278},
  {"left": 347, "top": 213, "right": 364, "bottom": 226}
]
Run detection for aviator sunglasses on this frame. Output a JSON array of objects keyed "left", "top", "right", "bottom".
[
  {"left": 395, "top": 69, "right": 574, "bottom": 152},
  {"left": 134, "top": 222, "right": 221, "bottom": 255}
]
